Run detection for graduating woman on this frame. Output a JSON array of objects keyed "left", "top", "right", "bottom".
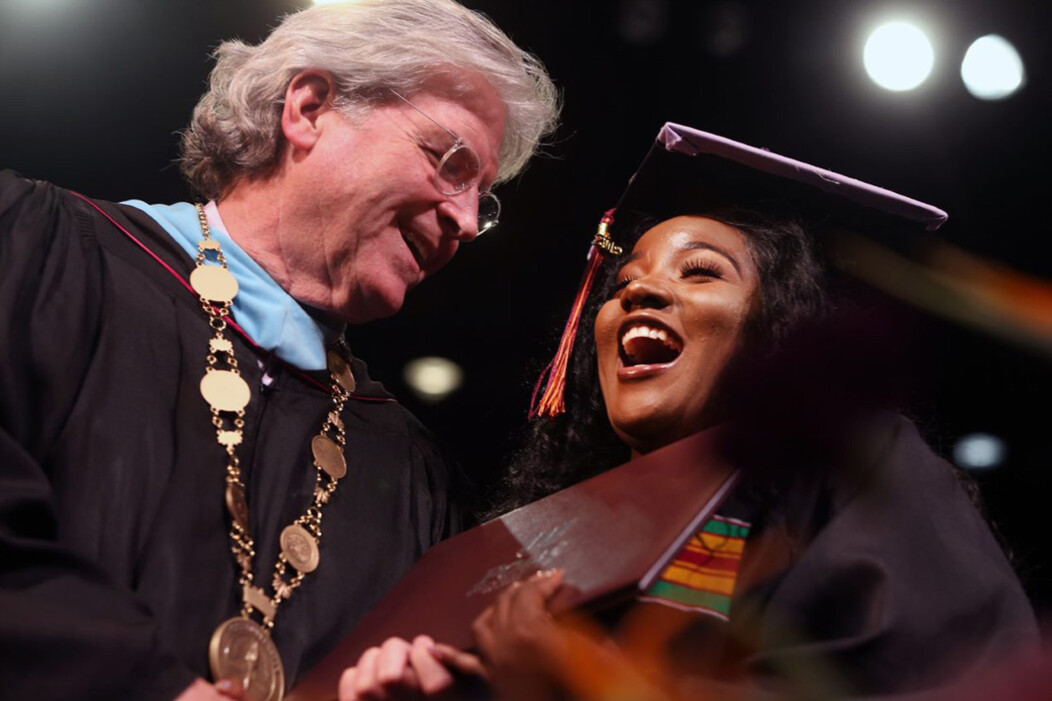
[
  {"left": 466, "top": 124, "right": 1039, "bottom": 701},
  {"left": 338, "top": 125, "right": 1038, "bottom": 701}
]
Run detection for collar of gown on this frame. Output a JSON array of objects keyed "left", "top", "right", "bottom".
[{"left": 122, "top": 199, "right": 338, "bottom": 371}]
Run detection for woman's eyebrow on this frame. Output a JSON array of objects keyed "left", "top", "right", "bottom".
[
  {"left": 616, "top": 241, "right": 743, "bottom": 275},
  {"left": 680, "top": 241, "right": 742, "bottom": 275},
  {"left": 617, "top": 251, "right": 641, "bottom": 271}
]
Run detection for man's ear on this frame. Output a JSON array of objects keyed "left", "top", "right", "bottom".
[{"left": 281, "top": 70, "right": 337, "bottom": 151}]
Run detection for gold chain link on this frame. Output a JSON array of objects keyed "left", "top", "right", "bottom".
[{"left": 192, "top": 203, "right": 351, "bottom": 637}]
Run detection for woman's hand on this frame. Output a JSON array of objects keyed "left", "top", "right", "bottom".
[
  {"left": 472, "top": 570, "right": 566, "bottom": 670},
  {"left": 470, "top": 570, "right": 568, "bottom": 701},
  {"left": 337, "top": 634, "right": 483, "bottom": 701},
  {"left": 472, "top": 571, "right": 672, "bottom": 701}
]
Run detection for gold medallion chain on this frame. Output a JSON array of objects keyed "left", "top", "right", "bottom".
[{"left": 190, "top": 203, "right": 355, "bottom": 701}]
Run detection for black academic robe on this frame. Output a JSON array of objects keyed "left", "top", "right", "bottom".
[
  {"left": 627, "top": 414, "right": 1039, "bottom": 699},
  {"left": 0, "top": 171, "right": 464, "bottom": 700}
]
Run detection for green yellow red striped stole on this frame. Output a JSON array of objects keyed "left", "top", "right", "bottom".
[{"left": 639, "top": 515, "right": 752, "bottom": 620}]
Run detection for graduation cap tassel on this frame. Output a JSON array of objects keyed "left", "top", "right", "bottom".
[{"left": 530, "top": 210, "right": 622, "bottom": 419}]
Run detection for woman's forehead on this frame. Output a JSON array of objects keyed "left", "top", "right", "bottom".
[{"left": 626, "top": 216, "right": 750, "bottom": 263}]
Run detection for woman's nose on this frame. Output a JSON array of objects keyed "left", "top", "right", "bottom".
[{"left": 621, "top": 276, "right": 672, "bottom": 310}]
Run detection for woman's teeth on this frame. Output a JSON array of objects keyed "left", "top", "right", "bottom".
[{"left": 620, "top": 324, "right": 683, "bottom": 366}]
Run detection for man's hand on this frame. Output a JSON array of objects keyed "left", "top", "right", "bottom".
[
  {"left": 174, "top": 678, "right": 250, "bottom": 700},
  {"left": 337, "top": 571, "right": 566, "bottom": 701},
  {"left": 337, "top": 634, "right": 483, "bottom": 701}
]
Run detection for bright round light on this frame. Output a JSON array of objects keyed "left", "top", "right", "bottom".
[
  {"left": 863, "top": 22, "right": 935, "bottom": 91},
  {"left": 961, "top": 35, "right": 1025, "bottom": 100},
  {"left": 953, "top": 433, "right": 1007, "bottom": 471},
  {"left": 403, "top": 356, "right": 464, "bottom": 402}
]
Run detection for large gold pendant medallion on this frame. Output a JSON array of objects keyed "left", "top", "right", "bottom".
[
  {"left": 191, "top": 266, "right": 239, "bottom": 303},
  {"left": 201, "top": 370, "right": 251, "bottom": 413},
  {"left": 209, "top": 617, "right": 285, "bottom": 701}
]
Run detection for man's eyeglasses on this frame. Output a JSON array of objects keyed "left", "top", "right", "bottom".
[{"left": 389, "top": 89, "right": 501, "bottom": 234}]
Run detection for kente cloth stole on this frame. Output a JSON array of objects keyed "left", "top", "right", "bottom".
[{"left": 639, "top": 515, "right": 752, "bottom": 620}]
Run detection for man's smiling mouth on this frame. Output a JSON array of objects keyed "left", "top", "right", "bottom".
[{"left": 401, "top": 229, "right": 428, "bottom": 270}]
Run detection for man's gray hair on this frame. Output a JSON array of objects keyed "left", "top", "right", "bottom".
[{"left": 180, "top": 0, "right": 559, "bottom": 199}]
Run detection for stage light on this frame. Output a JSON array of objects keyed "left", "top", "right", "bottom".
[
  {"left": 3, "top": 0, "right": 83, "bottom": 21},
  {"left": 863, "top": 22, "right": 934, "bottom": 92},
  {"left": 700, "top": 1, "right": 748, "bottom": 58},
  {"left": 961, "top": 35, "right": 1025, "bottom": 100},
  {"left": 953, "top": 433, "right": 1007, "bottom": 471},
  {"left": 618, "top": 0, "right": 669, "bottom": 45},
  {"left": 404, "top": 356, "right": 464, "bottom": 402}
]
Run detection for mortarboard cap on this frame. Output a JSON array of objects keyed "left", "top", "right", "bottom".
[
  {"left": 613, "top": 122, "right": 946, "bottom": 241},
  {"left": 530, "top": 123, "right": 948, "bottom": 418}
]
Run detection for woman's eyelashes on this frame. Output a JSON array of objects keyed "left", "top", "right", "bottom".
[
  {"left": 611, "top": 258, "right": 726, "bottom": 297},
  {"left": 612, "top": 275, "right": 636, "bottom": 294},
  {"left": 679, "top": 258, "right": 725, "bottom": 280},
  {"left": 610, "top": 250, "right": 732, "bottom": 301}
]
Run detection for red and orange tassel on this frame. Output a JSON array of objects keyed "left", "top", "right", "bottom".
[{"left": 530, "top": 209, "right": 622, "bottom": 418}]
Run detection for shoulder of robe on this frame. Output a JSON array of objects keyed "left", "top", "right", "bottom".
[{"left": 0, "top": 170, "right": 99, "bottom": 245}]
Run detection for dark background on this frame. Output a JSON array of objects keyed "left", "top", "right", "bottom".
[{"left": 2, "top": 0, "right": 1049, "bottom": 611}]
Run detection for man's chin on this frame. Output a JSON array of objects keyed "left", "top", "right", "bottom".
[{"left": 337, "top": 287, "right": 407, "bottom": 325}]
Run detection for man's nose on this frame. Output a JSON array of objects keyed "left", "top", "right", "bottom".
[{"left": 437, "top": 191, "right": 480, "bottom": 242}]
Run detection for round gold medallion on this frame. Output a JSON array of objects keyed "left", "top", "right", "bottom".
[
  {"left": 201, "top": 370, "right": 251, "bottom": 412},
  {"left": 311, "top": 434, "right": 347, "bottom": 479},
  {"left": 327, "top": 351, "right": 356, "bottom": 394},
  {"left": 225, "top": 483, "right": 250, "bottom": 532},
  {"left": 190, "top": 265, "right": 239, "bottom": 303},
  {"left": 209, "top": 617, "right": 285, "bottom": 701},
  {"left": 280, "top": 524, "right": 320, "bottom": 573}
]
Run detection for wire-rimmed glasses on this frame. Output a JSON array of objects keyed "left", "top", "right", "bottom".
[{"left": 389, "top": 89, "right": 501, "bottom": 234}]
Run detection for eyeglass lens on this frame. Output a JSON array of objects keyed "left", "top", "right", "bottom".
[
  {"left": 478, "top": 192, "right": 500, "bottom": 233},
  {"left": 436, "top": 145, "right": 480, "bottom": 195},
  {"left": 436, "top": 144, "right": 500, "bottom": 233}
]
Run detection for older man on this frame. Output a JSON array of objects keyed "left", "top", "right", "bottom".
[{"left": 0, "top": 1, "right": 558, "bottom": 700}]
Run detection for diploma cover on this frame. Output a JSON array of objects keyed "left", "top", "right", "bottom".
[{"left": 290, "top": 428, "right": 739, "bottom": 700}]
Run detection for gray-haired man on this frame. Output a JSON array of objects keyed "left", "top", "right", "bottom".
[{"left": 0, "top": 1, "right": 558, "bottom": 699}]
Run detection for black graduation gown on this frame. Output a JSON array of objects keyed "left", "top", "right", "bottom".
[
  {"left": 623, "top": 414, "right": 1039, "bottom": 699},
  {"left": 0, "top": 171, "right": 464, "bottom": 700}
]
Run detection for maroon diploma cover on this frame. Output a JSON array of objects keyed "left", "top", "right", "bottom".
[{"left": 290, "top": 428, "right": 739, "bottom": 700}]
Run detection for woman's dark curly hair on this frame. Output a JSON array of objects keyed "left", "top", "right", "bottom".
[{"left": 482, "top": 208, "right": 827, "bottom": 519}]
